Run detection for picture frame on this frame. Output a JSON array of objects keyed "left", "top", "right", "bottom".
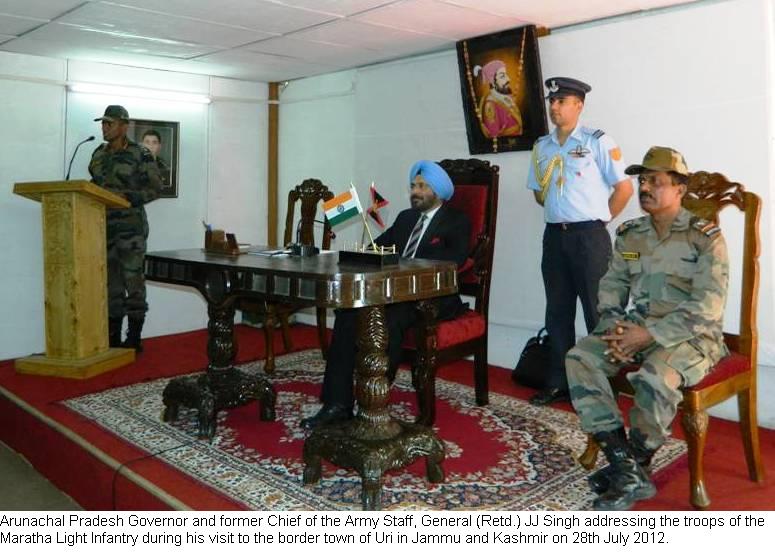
[
  {"left": 457, "top": 25, "right": 548, "bottom": 154},
  {"left": 128, "top": 118, "right": 179, "bottom": 198}
]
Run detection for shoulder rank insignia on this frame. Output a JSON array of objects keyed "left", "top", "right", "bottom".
[
  {"left": 691, "top": 217, "right": 722, "bottom": 240},
  {"left": 616, "top": 219, "right": 638, "bottom": 235},
  {"left": 592, "top": 129, "right": 605, "bottom": 139},
  {"left": 621, "top": 251, "right": 640, "bottom": 261}
]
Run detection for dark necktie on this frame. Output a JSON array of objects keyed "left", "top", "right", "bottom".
[{"left": 403, "top": 214, "right": 427, "bottom": 258}]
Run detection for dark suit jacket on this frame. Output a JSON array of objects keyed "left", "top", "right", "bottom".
[
  {"left": 321, "top": 203, "right": 472, "bottom": 407},
  {"left": 375, "top": 203, "right": 471, "bottom": 319}
]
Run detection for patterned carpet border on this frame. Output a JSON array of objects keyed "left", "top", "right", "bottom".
[{"left": 62, "top": 350, "right": 686, "bottom": 510}]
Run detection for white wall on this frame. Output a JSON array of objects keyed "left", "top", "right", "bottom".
[
  {"left": 278, "top": 71, "right": 357, "bottom": 246},
  {"left": 0, "top": 54, "right": 268, "bottom": 360},
  {"left": 0, "top": 52, "right": 67, "bottom": 358},
  {"left": 279, "top": 0, "right": 775, "bottom": 427}
]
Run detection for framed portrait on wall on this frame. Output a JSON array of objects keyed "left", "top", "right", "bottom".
[
  {"left": 128, "top": 119, "right": 179, "bottom": 198},
  {"left": 457, "top": 25, "right": 548, "bottom": 154}
]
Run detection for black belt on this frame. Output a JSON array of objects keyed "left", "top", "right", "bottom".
[{"left": 546, "top": 220, "right": 604, "bottom": 231}]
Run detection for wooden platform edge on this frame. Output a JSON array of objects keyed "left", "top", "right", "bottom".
[{"left": 14, "top": 348, "right": 135, "bottom": 379}]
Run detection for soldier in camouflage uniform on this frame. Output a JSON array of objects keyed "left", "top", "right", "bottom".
[
  {"left": 89, "top": 105, "right": 162, "bottom": 352},
  {"left": 566, "top": 146, "right": 729, "bottom": 510}
]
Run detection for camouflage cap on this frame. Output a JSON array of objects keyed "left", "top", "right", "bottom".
[
  {"left": 94, "top": 105, "right": 129, "bottom": 122},
  {"left": 625, "top": 146, "right": 690, "bottom": 176}
]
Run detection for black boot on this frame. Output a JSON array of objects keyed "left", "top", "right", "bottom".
[
  {"left": 122, "top": 316, "right": 144, "bottom": 353},
  {"left": 588, "top": 429, "right": 657, "bottom": 495},
  {"left": 109, "top": 317, "right": 123, "bottom": 348},
  {"left": 592, "top": 429, "right": 655, "bottom": 511}
]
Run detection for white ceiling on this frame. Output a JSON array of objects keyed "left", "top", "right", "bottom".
[{"left": 0, "top": 0, "right": 699, "bottom": 82}]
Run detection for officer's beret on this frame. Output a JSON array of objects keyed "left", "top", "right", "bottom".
[{"left": 544, "top": 77, "right": 591, "bottom": 100}]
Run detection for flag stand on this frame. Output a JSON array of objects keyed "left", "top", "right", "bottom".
[{"left": 325, "top": 183, "right": 400, "bottom": 266}]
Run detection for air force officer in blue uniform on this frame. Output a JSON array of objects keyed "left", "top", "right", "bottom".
[{"left": 526, "top": 77, "right": 633, "bottom": 406}]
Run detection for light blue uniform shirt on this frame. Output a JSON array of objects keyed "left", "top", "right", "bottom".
[{"left": 526, "top": 125, "right": 627, "bottom": 223}]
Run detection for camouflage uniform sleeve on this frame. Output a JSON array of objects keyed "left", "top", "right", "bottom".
[
  {"left": 594, "top": 233, "right": 630, "bottom": 334},
  {"left": 124, "top": 147, "right": 162, "bottom": 207},
  {"left": 645, "top": 233, "right": 729, "bottom": 349}
]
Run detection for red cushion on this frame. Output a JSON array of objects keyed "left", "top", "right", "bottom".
[
  {"left": 688, "top": 352, "right": 750, "bottom": 390},
  {"left": 448, "top": 184, "right": 488, "bottom": 285},
  {"left": 457, "top": 258, "right": 478, "bottom": 285},
  {"left": 447, "top": 185, "right": 488, "bottom": 252},
  {"left": 617, "top": 351, "right": 750, "bottom": 391},
  {"left": 403, "top": 310, "right": 486, "bottom": 350}
]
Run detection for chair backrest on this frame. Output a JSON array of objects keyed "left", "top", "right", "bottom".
[
  {"left": 283, "top": 178, "right": 334, "bottom": 249},
  {"left": 439, "top": 158, "right": 499, "bottom": 317},
  {"left": 682, "top": 171, "right": 761, "bottom": 361}
]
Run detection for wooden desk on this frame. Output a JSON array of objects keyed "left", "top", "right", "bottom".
[{"left": 145, "top": 248, "right": 458, "bottom": 509}]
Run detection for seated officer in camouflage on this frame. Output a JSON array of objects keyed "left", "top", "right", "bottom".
[
  {"left": 566, "top": 146, "right": 729, "bottom": 510},
  {"left": 89, "top": 105, "right": 162, "bottom": 352}
]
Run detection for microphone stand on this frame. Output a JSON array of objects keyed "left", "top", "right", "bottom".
[
  {"left": 65, "top": 136, "right": 96, "bottom": 180},
  {"left": 287, "top": 218, "right": 322, "bottom": 257}
]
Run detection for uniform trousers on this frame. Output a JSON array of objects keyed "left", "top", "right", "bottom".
[
  {"left": 541, "top": 221, "right": 611, "bottom": 390},
  {"left": 106, "top": 213, "right": 149, "bottom": 320},
  {"left": 321, "top": 296, "right": 462, "bottom": 409},
  {"left": 567, "top": 335, "right": 714, "bottom": 449}
]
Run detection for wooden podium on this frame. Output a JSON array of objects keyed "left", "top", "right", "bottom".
[{"left": 13, "top": 180, "right": 136, "bottom": 378}]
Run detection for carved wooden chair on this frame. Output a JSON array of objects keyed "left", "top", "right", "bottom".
[
  {"left": 240, "top": 178, "right": 333, "bottom": 373},
  {"left": 577, "top": 172, "right": 765, "bottom": 509},
  {"left": 398, "top": 158, "right": 499, "bottom": 426}
]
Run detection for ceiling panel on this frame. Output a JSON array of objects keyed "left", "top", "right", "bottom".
[
  {"left": 0, "top": 0, "right": 705, "bottom": 82},
  {"left": 104, "top": 0, "right": 338, "bottom": 34},
  {"left": 243, "top": 36, "right": 384, "bottom": 67},
  {"left": 0, "top": 14, "right": 47, "bottom": 36},
  {"left": 288, "top": 19, "right": 451, "bottom": 56},
  {"left": 352, "top": 0, "right": 526, "bottom": 39},
  {"left": 20, "top": 22, "right": 220, "bottom": 59},
  {"left": 191, "top": 49, "right": 337, "bottom": 81},
  {"left": 0, "top": 0, "right": 87, "bottom": 20},
  {"left": 441, "top": 0, "right": 698, "bottom": 27},
  {"left": 272, "top": 0, "right": 399, "bottom": 17},
  {"left": 0, "top": 34, "right": 196, "bottom": 72},
  {"left": 56, "top": 2, "right": 274, "bottom": 48}
]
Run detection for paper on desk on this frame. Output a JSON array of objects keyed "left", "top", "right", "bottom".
[{"left": 247, "top": 249, "right": 289, "bottom": 257}]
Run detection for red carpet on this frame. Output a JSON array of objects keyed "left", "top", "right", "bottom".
[
  {"left": 58, "top": 349, "right": 687, "bottom": 510},
  {"left": 1, "top": 324, "right": 773, "bottom": 510}
]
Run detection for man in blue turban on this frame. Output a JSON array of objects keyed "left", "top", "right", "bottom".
[{"left": 301, "top": 161, "right": 471, "bottom": 429}]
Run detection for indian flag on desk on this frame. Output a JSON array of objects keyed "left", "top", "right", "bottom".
[{"left": 323, "top": 185, "right": 364, "bottom": 227}]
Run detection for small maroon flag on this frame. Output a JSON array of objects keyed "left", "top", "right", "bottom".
[{"left": 366, "top": 182, "right": 389, "bottom": 228}]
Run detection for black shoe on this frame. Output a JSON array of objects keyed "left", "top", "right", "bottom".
[
  {"left": 300, "top": 404, "right": 352, "bottom": 430},
  {"left": 529, "top": 387, "right": 569, "bottom": 406}
]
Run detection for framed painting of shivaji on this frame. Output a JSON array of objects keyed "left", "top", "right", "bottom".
[
  {"left": 128, "top": 119, "right": 179, "bottom": 198},
  {"left": 457, "top": 25, "right": 548, "bottom": 154}
]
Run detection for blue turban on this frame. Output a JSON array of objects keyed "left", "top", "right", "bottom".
[{"left": 409, "top": 160, "right": 454, "bottom": 200}]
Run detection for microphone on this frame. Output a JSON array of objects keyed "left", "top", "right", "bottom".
[
  {"left": 295, "top": 217, "right": 303, "bottom": 245},
  {"left": 65, "top": 136, "right": 96, "bottom": 180},
  {"left": 287, "top": 218, "right": 321, "bottom": 257}
]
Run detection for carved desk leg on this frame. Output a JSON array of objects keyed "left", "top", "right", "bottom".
[
  {"left": 162, "top": 288, "right": 276, "bottom": 440},
  {"left": 303, "top": 305, "right": 445, "bottom": 510}
]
